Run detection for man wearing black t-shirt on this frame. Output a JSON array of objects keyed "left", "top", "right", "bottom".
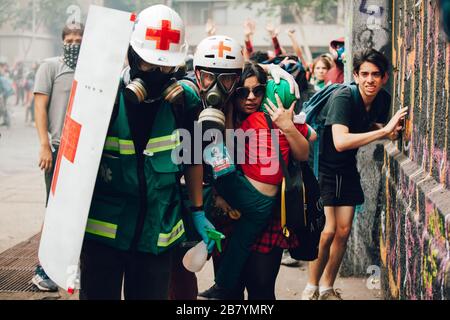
[{"left": 302, "top": 49, "right": 408, "bottom": 300}]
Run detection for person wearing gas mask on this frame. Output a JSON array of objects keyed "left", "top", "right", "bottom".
[
  {"left": 32, "top": 23, "right": 84, "bottom": 292},
  {"left": 79, "top": 5, "right": 214, "bottom": 300},
  {"left": 325, "top": 37, "right": 345, "bottom": 84},
  {"left": 192, "top": 37, "right": 310, "bottom": 299}
]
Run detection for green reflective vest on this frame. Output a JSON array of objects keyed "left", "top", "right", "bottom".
[{"left": 85, "top": 81, "right": 200, "bottom": 254}]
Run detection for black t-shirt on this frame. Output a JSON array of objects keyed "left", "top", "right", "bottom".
[{"left": 318, "top": 85, "right": 390, "bottom": 175}]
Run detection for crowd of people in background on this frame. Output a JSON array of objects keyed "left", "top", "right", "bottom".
[{"left": 0, "top": 59, "right": 39, "bottom": 128}]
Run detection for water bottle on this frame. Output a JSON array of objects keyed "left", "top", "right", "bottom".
[{"left": 182, "top": 241, "right": 208, "bottom": 273}]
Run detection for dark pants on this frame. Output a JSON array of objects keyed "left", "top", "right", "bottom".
[
  {"left": 0, "top": 96, "right": 10, "bottom": 127},
  {"left": 169, "top": 245, "right": 198, "bottom": 300},
  {"left": 244, "top": 248, "right": 283, "bottom": 300},
  {"left": 44, "top": 145, "right": 59, "bottom": 206},
  {"left": 213, "top": 247, "right": 283, "bottom": 300},
  {"left": 214, "top": 170, "right": 276, "bottom": 289},
  {"left": 15, "top": 85, "right": 24, "bottom": 105},
  {"left": 79, "top": 239, "right": 174, "bottom": 300}
]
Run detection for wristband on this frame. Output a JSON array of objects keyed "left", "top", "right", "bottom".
[{"left": 190, "top": 205, "right": 204, "bottom": 212}]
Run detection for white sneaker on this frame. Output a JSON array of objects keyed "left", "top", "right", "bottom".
[
  {"left": 281, "top": 256, "right": 301, "bottom": 267},
  {"left": 319, "top": 288, "right": 343, "bottom": 300},
  {"left": 301, "top": 287, "right": 319, "bottom": 300}
]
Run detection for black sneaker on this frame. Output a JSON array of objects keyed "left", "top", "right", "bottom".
[
  {"left": 198, "top": 284, "right": 230, "bottom": 300},
  {"left": 31, "top": 265, "right": 58, "bottom": 292}
]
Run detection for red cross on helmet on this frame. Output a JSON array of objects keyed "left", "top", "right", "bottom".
[
  {"left": 193, "top": 36, "right": 244, "bottom": 71},
  {"left": 130, "top": 5, "right": 188, "bottom": 67}
]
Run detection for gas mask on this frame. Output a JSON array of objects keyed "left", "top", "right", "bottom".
[
  {"left": 196, "top": 68, "right": 240, "bottom": 131},
  {"left": 124, "top": 46, "right": 183, "bottom": 104}
]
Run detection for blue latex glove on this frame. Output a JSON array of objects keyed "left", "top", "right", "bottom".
[{"left": 192, "top": 211, "right": 216, "bottom": 253}]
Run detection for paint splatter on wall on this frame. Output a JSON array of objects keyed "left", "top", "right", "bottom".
[{"left": 380, "top": 0, "right": 450, "bottom": 300}]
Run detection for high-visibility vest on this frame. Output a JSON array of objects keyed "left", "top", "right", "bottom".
[{"left": 85, "top": 82, "right": 200, "bottom": 254}]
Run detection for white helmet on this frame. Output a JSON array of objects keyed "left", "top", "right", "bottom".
[
  {"left": 130, "top": 5, "right": 188, "bottom": 67},
  {"left": 193, "top": 35, "right": 244, "bottom": 71}
]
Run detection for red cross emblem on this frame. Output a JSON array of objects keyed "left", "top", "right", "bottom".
[
  {"left": 145, "top": 20, "right": 180, "bottom": 51},
  {"left": 51, "top": 80, "right": 82, "bottom": 195},
  {"left": 212, "top": 41, "right": 231, "bottom": 58}
]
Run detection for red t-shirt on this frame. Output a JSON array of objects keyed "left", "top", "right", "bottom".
[{"left": 239, "top": 112, "right": 309, "bottom": 185}]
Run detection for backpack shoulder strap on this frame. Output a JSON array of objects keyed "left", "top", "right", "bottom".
[{"left": 264, "top": 113, "right": 289, "bottom": 177}]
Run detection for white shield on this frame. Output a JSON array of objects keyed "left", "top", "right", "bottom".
[{"left": 38, "top": 5, "right": 135, "bottom": 291}]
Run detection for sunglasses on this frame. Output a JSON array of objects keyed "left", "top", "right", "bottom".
[{"left": 235, "top": 84, "right": 266, "bottom": 99}]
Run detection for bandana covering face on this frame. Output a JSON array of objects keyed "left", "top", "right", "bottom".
[{"left": 63, "top": 44, "right": 81, "bottom": 70}]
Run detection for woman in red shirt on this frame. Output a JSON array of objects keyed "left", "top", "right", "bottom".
[{"left": 200, "top": 62, "right": 315, "bottom": 300}]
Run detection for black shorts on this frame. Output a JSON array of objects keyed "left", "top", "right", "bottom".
[{"left": 319, "top": 171, "right": 364, "bottom": 207}]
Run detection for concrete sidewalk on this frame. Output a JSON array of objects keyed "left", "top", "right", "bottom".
[
  {"left": 0, "top": 234, "right": 381, "bottom": 300},
  {"left": 0, "top": 104, "right": 381, "bottom": 300},
  {"left": 0, "top": 102, "right": 45, "bottom": 254}
]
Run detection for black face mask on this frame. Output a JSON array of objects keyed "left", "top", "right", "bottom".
[
  {"left": 63, "top": 43, "right": 80, "bottom": 70},
  {"left": 125, "top": 46, "right": 175, "bottom": 103}
]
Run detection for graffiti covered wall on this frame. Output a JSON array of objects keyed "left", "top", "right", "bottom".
[{"left": 380, "top": 0, "right": 450, "bottom": 299}]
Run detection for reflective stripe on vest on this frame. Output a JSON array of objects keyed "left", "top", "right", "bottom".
[
  {"left": 104, "top": 137, "right": 135, "bottom": 155},
  {"left": 85, "top": 218, "right": 118, "bottom": 239},
  {"left": 157, "top": 219, "right": 185, "bottom": 247},
  {"left": 144, "top": 131, "right": 180, "bottom": 155}
]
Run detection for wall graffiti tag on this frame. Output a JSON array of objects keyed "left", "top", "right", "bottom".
[
  {"left": 380, "top": 0, "right": 450, "bottom": 300},
  {"left": 360, "top": 0, "right": 385, "bottom": 30}
]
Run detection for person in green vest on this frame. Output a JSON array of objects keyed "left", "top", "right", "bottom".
[{"left": 79, "top": 5, "right": 215, "bottom": 300}]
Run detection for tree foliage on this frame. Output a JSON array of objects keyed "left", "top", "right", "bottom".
[
  {"left": 1, "top": 0, "right": 82, "bottom": 38},
  {"left": 237, "top": 0, "right": 338, "bottom": 22},
  {"left": 0, "top": 0, "right": 18, "bottom": 28},
  {"left": 103, "top": 0, "right": 162, "bottom": 13}
]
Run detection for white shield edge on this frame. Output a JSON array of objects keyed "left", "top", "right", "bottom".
[{"left": 38, "top": 5, "right": 135, "bottom": 291}]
